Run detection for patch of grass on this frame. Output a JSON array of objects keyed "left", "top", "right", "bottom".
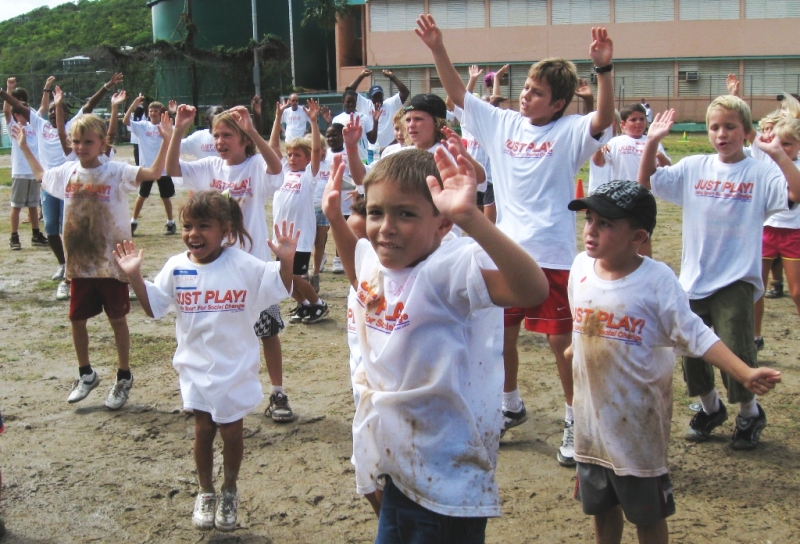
[
  {"left": 128, "top": 333, "right": 177, "bottom": 370},
  {"left": 0, "top": 167, "right": 10, "bottom": 187}
]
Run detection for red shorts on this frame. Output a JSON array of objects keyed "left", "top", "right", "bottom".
[
  {"left": 505, "top": 268, "right": 572, "bottom": 335},
  {"left": 762, "top": 225, "right": 800, "bottom": 260},
  {"left": 69, "top": 278, "right": 130, "bottom": 321}
]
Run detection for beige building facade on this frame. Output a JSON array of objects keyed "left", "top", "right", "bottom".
[{"left": 336, "top": 0, "right": 800, "bottom": 123}]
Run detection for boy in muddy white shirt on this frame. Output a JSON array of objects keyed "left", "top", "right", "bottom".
[{"left": 567, "top": 180, "right": 781, "bottom": 544}]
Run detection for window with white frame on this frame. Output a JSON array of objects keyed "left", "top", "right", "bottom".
[
  {"left": 743, "top": 59, "right": 800, "bottom": 95},
  {"left": 679, "top": 0, "right": 739, "bottom": 20},
  {"left": 428, "top": 0, "right": 485, "bottom": 29},
  {"left": 490, "top": 0, "right": 547, "bottom": 27},
  {"left": 552, "top": 0, "right": 611, "bottom": 25},
  {"left": 369, "top": 0, "right": 425, "bottom": 32},
  {"left": 745, "top": 0, "right": 800, "bottom": 19},
  {"left": 615, "top": 0, "right": 674, "bottom": 22}
]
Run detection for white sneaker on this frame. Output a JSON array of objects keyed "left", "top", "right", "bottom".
[
  {"left": 52, "top": 263, "right": 66, "bottom": 281},
  {"left": 332, "top": 256, "right": 344, "bottom": 274},
  {"left": 557, "top": 419, "right": 576, "bottom": 467},
  {"left": 192, "top": 492, "right": 216, "bottom": 530},
  {"left": 55, "top": 281, "right": 70, "bottom": 301},
  {"left": 319, "top": 253, "right": 327, "bottom": 272},
  {"left": 215, "top": 490, "right": 238, "bottom": 532},
  {"left": 105, "top": 374, "right": 134, "bottom": 410},
  {"left": 67, "top": 370, "right": 100, "bottom": 403}
]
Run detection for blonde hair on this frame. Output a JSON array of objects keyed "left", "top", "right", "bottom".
[
  {"left": 68, "top": 114, "right": 108, "bottom": 148},
  {"left": 758, "top": 109, "right": 782, "bottom": 132},
  {"left": 780, "top": 93, "right": 800, "bottom": 119},
  {"left": 772, "top": 117, "right": 800, "bottom": 145},
  {"left": 211, "top": 112, "right": 255, "bottom": 157},
  {"left": 148, "top": 101, "right": 166, "bottom": 112},
  {"left": 706, "top": 95, "right": 753, "bottom": 135},
  {"left": 392, "top": 109, "right": 407, "bottom": 145},
  {"left": 285, "top": 137, "right": 312, "bottom": 157},
  {"left": 527, "top": 58, "right": 579, "bottom": 120}
]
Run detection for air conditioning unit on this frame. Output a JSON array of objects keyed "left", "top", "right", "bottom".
[{"left": 685, "top": 71, "right": 699, "bottom": 82}]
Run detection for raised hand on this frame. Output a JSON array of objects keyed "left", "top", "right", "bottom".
[
  {"left": 371, "top": 107, "right": 382, "bottom": 123},
  {"left": 647, "top": 109, "right": 675, "bottom": 141},
  {"left": 321, "top": 154, "right": 346, "bottom": 220},
  {"left": 303, "top": 97, "right": 320, "bottom": 120},
  {"left": 726, "top": 73, "right": 740, "bottom": 97},
  {"left": 415, "top": 14, "right": 443, "bottom": 50},
  {"left": 251, "top": 95, "right": 262, "bottom": 115},
  {"left": 495, "top": 64, "right": 509, "bottom": 79},
  {"left": 276, "top": 98, "right": 291, "bottom": 114},
  {"left": 754, "top": 131, "right": 787, "bottom": 159},
  {"left": 428, "top": 144, "right": 478, "bottom": 226},
  {"left": 53, "top": 86, "right": 64, "bottom": 105},
  {"left": 44, "top": 76, "right": 56, "bottom": 90},
  {"left": 6, "top": 77, "right": 16, "bottom": 91},
  {"left": 112, "top": 240, "right": 144, "bottom": 276},
  {"left": 343, "top": 114, "right": 362, "bottom": 148},
  {"left": 441, "top": 126, "right": 468, "bottom": 157},
  {"left": 320, "top": 105, "right": 332, "bottom": 125},
  {"left": 589, "top": 27, "right": 613, "bottom": 67},
  {"left": 575, "top": 78, "right": 593, "bottom": 99},
  {"left": 267, "top": 220, "right": 299, "bottom": 262},
  {"left": 168, "top": 100, "right": 178, "bottom": 114},
  {"left": 361, "top": 68, "right": 373, "bottom": 77},
  {"left": 174, "top": 104, "right": 197, "bottom": 130},
  {"left": 111, "top": 91, "right": 127, "bottom": 107},
  {"left": 108, "top": 73, "right": 124, "bottom": 87},
  {"left": 157, "top": 111, "right": 174, "bottom": 139},
  {"left": 133, "top": 93, "right": 145, "bottom": 106},
  {"left": 382, "top": 69, "right": 394, "bottom": 79},
  {"left": 468, "top": 65, "right": 483, "bottom": 80},
  {"left": 230, "top": 105, "right": 255, "bottom": 134},
  {"left": 10, "top": 124, "right": 27, "bottom": 148}
]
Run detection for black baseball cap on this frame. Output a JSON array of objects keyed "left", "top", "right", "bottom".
[
  {"left": 568, "top": 180, "right": 657, "bottom": 234},
  {"left": 369, "top": 85, "right": 384, "bottom": 97},
  {"left": 405, "top": 94, "right": 447, "bottom": 120}
]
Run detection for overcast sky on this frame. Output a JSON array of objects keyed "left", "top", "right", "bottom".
[{"left": 0, "top": 0, "right": 77, "bottom": 23}]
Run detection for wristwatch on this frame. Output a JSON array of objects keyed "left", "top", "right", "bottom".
[{"left": 594, "top": 64, "right": 614, "bottom": 74}]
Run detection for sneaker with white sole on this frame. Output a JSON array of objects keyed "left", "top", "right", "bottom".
[
  {"left": 731, "top": 404, "right": 767, "bottom": 450},
  {"left": 500, "top": 401, "right": 528, "bottom": 437},
  {"left": 557, "top": 419, "right": 576, "bottom": 467},
  {"left": 304, "top": 300, "right": 330, "bottom": 324},
  {"left": 68, "top": 370, "right": 100, "bottom": 403},
  {"left": 332, "top": 256, "right": 344, "bottom": 274},
  {"left": 685, "top": 402, "right": 728, "bottom": 442},
  {"left": 130, "top": 220, "right": 138, "bottom": 236},
  {"left": 32, "top": 232, "right": 49, "bottom": 246},
  {"left": 165, "top": 221, "right": 177, "bottom": 235},
  {"left": 52, "top": 263, "right": 66, "bottom": 281},
  {"left": 215, "top": 490, "right": 238, "bottom": 532},
  {"left": 288, "top": 304, "right": 309, "bottom": 324},
  {"left": 192, "top": 492, "right": 216, "bottom": 530},
  {"left": 265, "top": 392, "right": 295, "bottom": 422},
  {"left": 105, "top": 374, "right": 134, "bottom": 410},
  {"left": 56, "top": 281, "right": 70, "bottom": 301},
  {"left": 9, "top": 234, "right": 21, "bottom": 250}
]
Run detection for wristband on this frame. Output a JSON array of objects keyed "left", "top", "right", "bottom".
[
  {"left": 594, "top": 63, "right": 613, "bottom": 74},
  {"left": 104, "top": 84, "right": 113, "bottom": 91},
  {"left": 43, "top": 88, "right": 53, "bottom": 94}
]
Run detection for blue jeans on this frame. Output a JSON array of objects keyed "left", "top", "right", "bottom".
[
  {"left": 375, "top": 476, "right": 487, "bottom": 544},
  {"left": 41, "top": 189, "right": 64, "bottom": 236}
]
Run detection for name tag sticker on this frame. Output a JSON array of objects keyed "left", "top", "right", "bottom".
[{"left": 174, "top": 269, "right": 198, "bottom": 290}]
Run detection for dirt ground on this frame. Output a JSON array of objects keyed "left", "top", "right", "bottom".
[{"left": 0, "top": 144, "right": 798, "bottom": 543}]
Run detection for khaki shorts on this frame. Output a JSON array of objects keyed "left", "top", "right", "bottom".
[{"left": 10, "top": 177, "right": 40, "bottom": 208}]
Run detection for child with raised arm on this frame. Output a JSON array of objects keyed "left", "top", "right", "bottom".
[
  {"left": 114, "top": 193, "right": 296, "bottom": 531},
  {"left": 13, "top": 112, "right": 170, "bottom": 410},
  {"left": 166, "top": 103, "right": 298, "bottom": 422},
  {"left": 639, "top": 101, "right": 800, "bottom": 449},
  {"left": 567, "top": 180, "right": 781, "bottom": 544},
  {"left": 348, "top": 68, "right": 411, "bottom": 151},
  {"left": 270, "top": 99, "right": 330, "bottom": 323},
  {"left": 332, "top": 89, "right": 377, "bottom": 163},
  {"left": 123, "top": 94, "right": 176, "bottom": 235},
  {"left": 416, "top": 14, "right": 615, "bottom": 466},
  {"left": 322, "top": 144, "right": 548, "bottom": 542},
  {"left": 280, "top": 93, "right": 310, "bottom": 141}
]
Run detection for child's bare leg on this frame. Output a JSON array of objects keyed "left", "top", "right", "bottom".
[
  {"left": 132, "top": 196, "right": 147, "bottom": 221},
  {"left": 365, "top": 490, "right": 383, "bottom": 517},
  {"left": 771, "top": 255, "right": 784, "bottom": 286},
  {"left": 313, "top": 226, "right": 329, "bottom": 274},
  {"left": 636, "top": 518, "right": 668, "bottom": 544},
  {"left": 161, "top": 197, "right": 173, "bottom": 221},
  {"left": 782, "top": 258, "right": 800, "bottom": 318},
  {"left": 107, "top": 316, "right": 130, "bottom": 371},
  {"left": 594, "top": 505, "right": 624, "bottom": 544},
  {"left": 549, "top": 332, "right": 574, "bottom": 405},
  {"left": 262, "top": 335, "right": 283, "bottom": 387},
  {"left": 294, "top": 276, "right": 319, "bottom": 305},
  {"left": 502, "top": 323, "right": 521, "bottom": 393},
  {"left": 754, "top": 258, "right": 772, "bottom": 337},
  {"left": 10, "top": 207, "right": 21, "bottom": 232},
  {"left": 71, "top": 319, "right": 91, "bottom": 367},
  {"left": 194, "top": 410, "right": 217, "bottom": 492},
  {"left": 27, "top": 206, "right": 40, "bottom": 230},
  {"left": 218, "top": 419, "right": 244, "bottom": 493}
]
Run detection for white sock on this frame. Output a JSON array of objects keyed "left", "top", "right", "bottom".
[
  {"left": 565, "top": 404, "right": 574, "bottom": 423},
  {"left": 739, "top": 398, "right": 759, "bottom": 418},
  {"left": 271, "top": 385, "right": 285, "bottom": 395},
  {"left": 699, "top": 389, "right": 720, "bottom": 414},
  {"left": 503, "top": 389, "right": 522, "bottom": 412},
  {"left": 301, "top": 300, "right": 311, "bottom": 306},
  {"left": 130, "top": 218, "right": 137, "bottom": 224}
]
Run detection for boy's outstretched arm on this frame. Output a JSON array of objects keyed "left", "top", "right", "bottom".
[
  {"left": 441, "top": 126, "right": 485, "bottom": 183},
  {"left": 638, "top": 109, "right": 675, "bottom": 190},
  {"left": 322, "top": 155, "right": 359, "bottom": 287},
  {"left": 755, "top": 131, "right": 800, "bottom": 202},
  {"left": 429, "top": 144, "right": 549, "bottom": 307},
  {"left": 113, "top": 241, "right": 154, "bottom": 317},
  {"left": 589, "top": 27, "right": 614, "bottom": 136},
  {"left": 53, "top": 87, "right": 72, "bottom": 156},
  {"left": 702, "top": 341, "right": 781, "bottom": 396},
  {"left": 268, "top": 220, "right": 300, "bottom": 293},
  {"left": 1, "top": 78, "right": 30, "bottom": 123},
  {"left": 39, "top": 76, "right": 55, "bottom": 117},
  {"left": 304, "top": 98, "right": 322, "bottom": 176},
  {"left": 384, "top": 70, "right": 410, "bottom": 103},
  {"left": 123, "top": 93, "right": 145, "bottom": 127},
  {"left": 166, "top": 104, "right": 195, "bottom": 177},
  {"left": 106, "top": 90, "right": 127, "bottom": 154},
  {"left": 84, "top": 72, "right": 123, "bottom": 114},
  {"left": 344, "top": 115, "right": 367, "bottom": 186},
  {"left": 11, "top": 124, "right": 44, "bottom": 180},
  {"left": 415, "top": 15, "right": 466, "bottom": 109},
  {"left": 231, "top": 105, "right": 283, "bottom": 175},
  {"left": 136, "top": 112, "right": 171, "bottom": 183}
]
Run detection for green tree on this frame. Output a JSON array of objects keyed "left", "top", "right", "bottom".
[{"left": 300, "top": 0, "right": 349, "bottom": 91}]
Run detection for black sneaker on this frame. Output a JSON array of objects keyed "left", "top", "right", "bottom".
[
  {"left": 754, "top": 336, "right": 765, "bottom": 352},
  {"left": 9, "top": 234, "right": 21, "bottom": 250},
  {"left": 304, "top": 301, "right": 330, "bottom": 324},
  {"left": 288, "top": 304, "right": 309, "bottom": 324},
  {"left": 731, "top": 404, "right": 767, "bottom": 450},
  {"left": 685, "top": 401, "right": 728, "bottom": 442},
  {"left": 165, "top": 221, "right": 177, "bottom": 235},
  {"left": 32, "top": 231, "right": 49, "bottom": 246},
  {"left": 130, "top": 220, "right": 138, "bottom": 236},
  {"left": 764, "top": 282, "right": 783, "bottom": 298},
  {"left": 500, "top": 401, "right": 528, "bottom": 437},
  {"left": 265, "top": 392, "right": 295, "bottom": 422}
]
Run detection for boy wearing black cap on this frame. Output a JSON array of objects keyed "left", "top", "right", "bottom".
[{"left": 567, "top": 180, "right": 781, "bottom": 544}]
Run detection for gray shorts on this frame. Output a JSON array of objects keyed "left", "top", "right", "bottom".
[
  {"left": 253, "top": 304, "right": 285, "bottom": 338},
  {"left": 575, "top": 462, "right": 675, "bottom": 527},
  {"left": 11, "top": 177, "right": 40, "bottom": 208}
]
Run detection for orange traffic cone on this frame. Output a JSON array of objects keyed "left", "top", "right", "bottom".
[{"left": 575, "top": 178, "right": 585, "bottom": 199}]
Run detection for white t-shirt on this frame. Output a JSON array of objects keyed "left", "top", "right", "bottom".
[
  {"left": 588, "top": 159, "right": 611, "bottom": 194},
  {"left": 351, "top": 237, "right": 503, "bottom": 517},
  {"left": 180, "top": 129, "right": 218, "bottom": 159},
  {"left": 356, "top": 92, "right": 404, "bottom": 149},
  {"left": 28, "top": 107, "right": 83, "bottom": 169},
  {"left": 273, "top": 159, "right": 317, "bottom": 252},
  {"left": 176, "top": 155, "right": 282, "bottom": 262},
  {"left": 8, "top": 119, "right": 38, "bottom": 178},
  {"left": 128, "top": 119, "right": 165, "bottom": 174},
  {"left": 145, "top": 247, "right": 290, "bottom": 424},
  {"left": 332, "top": 111, "right": 374, "bottom": 162},
  {"left": 462, "top": 92, "right": 611, "bottom": 269},
  {"left": 379, "top": 142, "right": 404, "bottom": 159},
  {"left": 454, "top": 105, "right": 492, "bottom": 187},
  {"left": 604, "top": 134, "right": 668, "bottom": 183},
  {"left": 281, "top": 107, "right": 310, "bottom": 141},
  {"left": 651, "top": 155, "right": 789, "bottom": 299},
  {"left": 750, "top": 142, "right": 800, "bottom": 229},
  {"left": 317, "top": 149, "right": 356, "bottom": 215},
  {"left": 42, "top": 161, "right": 140, "bottom": 281},
  {"left": 569, "top": 252, "right": 718, "bottom": 477}
]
